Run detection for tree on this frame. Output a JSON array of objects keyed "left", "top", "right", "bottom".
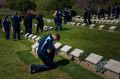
[{"left": 7, "top": 0, "right": 36, "bottom": 14}]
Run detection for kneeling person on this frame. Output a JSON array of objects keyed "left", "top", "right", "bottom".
[{"left": 29, "top": 33, "right": 60, "bottom": 74}]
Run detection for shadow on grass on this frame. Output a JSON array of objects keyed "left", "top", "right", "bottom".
[
  {"left": 16, "top": 50, "right": 70, "bottom": 67},
  {"left": 57, "top": 59, "right": 70, "bottom": 66},
  {"left": 62, "top": 28, "right": 72, "bottom": 31},
  {"left": 16, "top": 50, "right": 40, "bottom": 65}
]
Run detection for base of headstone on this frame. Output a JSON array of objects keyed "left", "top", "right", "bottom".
[
  {"left": 104, "top": 70, "right": 119, "bottom": 79},
  {"left": 31, "top": 50, "right": 38, "bottom": 58},
  {"left": 59, "top": 52, "right": 72, "bottom": 60},
  {"left": 80, "top": 61, "right": 96, "bottom": 72}
]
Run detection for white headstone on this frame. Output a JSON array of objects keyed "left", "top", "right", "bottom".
[
  {"left": 35, "top": 37, "right": 40, "bottom": 42},
  {"left": 48, "top": 26, "right": 53, "bottom": 30},
  {"left": 114, "top": 20, "right": 120, "bottom": 24},
  {"left": 98, "top": 20, "right": 102, "bottom": 24},
  {"left": 31, "top": 35, "right": 38, "bottom": 41},
  {"left": 44, "top": 26, "right": 48, "bottom": 31},
  {"left": 85, "top": 53, "right": 103, "bottom": 64},
  {"left": 76, "top": 23, "right": 80, "bottom": 26},
  {"left": 60, "top": 45, "right": 72, "bottom": 53},
  {"left": 110, "top": 20, "right": 115, "bottom": 24},
  {"left": 96, "top": 19, "right": 100, "bottom": 23},
  {"left": 31, "top": 42, "right": 39, "bottom": 49},
  {"left": 34, "top": 47, "right": 39, "bottom": 58},
  {"left": 67, "top": 22, "right": 70, "bottom": 25},
  {"left": 72, "top": 22, "right": 76, "bottom": 26},
  {"left": 82, "top": 23, "right": 86, "bottom": 27},
  {"left": 98, "top": 25, "right": 105, "bottom": 30},
  {"left": 90, "top": 24, "right": 95, "bottom": 29},
  {"left": 70, "top": 48, "right": 84, "bottom": 57},
  {"left": 35, "top": 47, "right": 38, "bottom": 53},
  {"left": 109, "top": 26, "right": 117, "bottom": 32},
  {"left": 54, "top": 42, "right": 62, "bottom": 50},
  {"left": 106, "top": 20, "right": 111, "bottom": 24},
  {"left": 28, "top": 34, "right": 33, "bottom": 39},
  {"left": 104, "top": 59, "right": 120, "bottom": 74},
  {"left": 24, "top": 33, "right": 29, "bottom": 38},
  {"left": 76, "top": 15, "right": 81, "bottom": 18},
  {"left": 101, "top": 20, "right": 106, "bottom": 24},
  {"left": 33, "top": 24, "right": 37, "bottom": 28}
]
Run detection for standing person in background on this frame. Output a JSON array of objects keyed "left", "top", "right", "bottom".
[
  {"left": 11, "top": 12, "right": 21, "bottom": 41},
  {"left": 83, "top": 8, "right": 88, "bottom": 24},
  {"left": 115, "top": 5, "right": 120, "bottom": 18},
  {"left": 24, "top": 12, "right": 32, "bottom": 34},
  {"left": 2, "top": 16, "right": 10, "bottom": 40},
  {"left": 36, "top": 13, "right": 44, "bottom": 34},
  {"left": 107, "top": 7, "right": 111, "bottom": 18},
  {"left": 83, "top": 8, "right": 92, "bottom": 24},
  {"left": 63, "top": 9, "right": 69, "bottom": 24},
  {"left": 54, "top": 11, "right": 62, "bottom": 31},
  {"left": 97, "top": 8, "right": 101, "bottom": 19},
  {"left": 24, "top": 13, "right": 29, "bottom": 34},
  {"left": 0, "top": 18, "right": 2, "bottom": 28},
  {"left": 111, "top": 5, "right": 116, "bottom": 18},
  {"left": 87, "top": 7, "right": 92, "bottom": 24}
]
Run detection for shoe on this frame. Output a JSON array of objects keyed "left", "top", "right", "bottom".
[{"left": 29, "top": 64, "right": 34, "bottom": 74}]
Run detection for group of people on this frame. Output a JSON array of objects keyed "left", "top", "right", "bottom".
[
  {"left": 1, "top": 12, "right": 44, "bottom": 40},
  {"left": 54, "top": 9, "right": 73, "bottom": 31},
  {"left": 97, "top": 5, "right": 120, "bottom": 19},
  {"left": 0, "top": 9, "right": 73, "bottom": 40},
  {"left": 83, "top": 5, "right": 120, "bottom": 24},
  {"left": 0, "top": 12, "right": 61, "bottom": 74}
]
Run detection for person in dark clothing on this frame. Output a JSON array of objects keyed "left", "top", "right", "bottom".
[
  {"left": 111, "top": 6, "right": 116, "bottom": 18},
  {"left": 0, "top": 18, "right": 2, "bottom": 28},
  {"left": 97, "top": 8, "right": 101, "bottom": 19},
  {"left": 11, "top": 12, "right": 21, "bottom": 41},
  {"left": 87, "top": 8, "right": 92, "bottom": 24},
  {"left": 2, "top": 16, "right": 10, "bottom": 39},
  {"left": 83, "top": 8, "right": 92, "bottom": 24},
  {"left": 63, "top": 9, "right": 70, "bottom": 24},
  {"left": 101, "top": 8, "right": 105, "bottom": 18},
  {"left": 24, "top": 12, "right": 32, "bottom": 34},
  {"left": 29, "top": 33, "right": 60, "bottom": 74},
  {"left": 54, "top": 11, "right": 62, "bottom": 31},
  {"left": 36, "top": 13, "right": 44, "bottom": 33},
  {"left": 115, "top": 5, "right": 120, "bottom": 18},
  {"left": 107, "top": 7, "right": 111, "bottom": 18}
]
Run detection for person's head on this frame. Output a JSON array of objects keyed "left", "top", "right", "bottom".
[
  {"left": 27, "top": 11, "right": 31, "bottom": 15},
  {"left": 38, "top": 12, "right": 43, "bottom": 16},
  {"left": 52, "top": 33, "right": 60, "bottom": 41},
  {"left": 15, "top": 12, "right": 18, "bottom": 15},
  {"left": 5, "top": 16, "right": 8, "bottom": 19}
]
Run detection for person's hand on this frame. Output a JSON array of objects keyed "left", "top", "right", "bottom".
[{"left": 47, "top": 49, "right": 52, "bottom": 54}]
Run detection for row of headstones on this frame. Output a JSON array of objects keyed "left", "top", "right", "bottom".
[
  {"left": 74, "top": 15, "right": 120, "bottom": 20},
  {"left": 44, "top": 18, "right": 54, "bottom": 23},
  {"left": 24, "top": 33, "right": 41, "bottom": 43},
  {"left": 33, "top": 24, "right": 53, "bottom": 31},
  {"left": 30, "top": 39, "right": 120, "bottom": 79},
  {"left": 72, "top": 16, "right": 120, "bottom": 25},
  {"left": 67, "top": 22, "right": 117, "bottom": 32}
]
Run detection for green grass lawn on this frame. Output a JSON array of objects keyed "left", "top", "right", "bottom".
[
  {"left": 40, "top": 23, "right": 120, "bottom": 61},
  {"left": 0, "top": 24, "right": 106, "bottom": 79},
  {"left": 0, "top": 19, "right": 120, "bottom": 79}
]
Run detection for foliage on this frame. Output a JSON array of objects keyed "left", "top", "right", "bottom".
[{"left": 7, "top": 0, "right": 36, "bottom": 13}]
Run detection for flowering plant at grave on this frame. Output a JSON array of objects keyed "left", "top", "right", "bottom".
[
  {"left": 95, "top": 60, "right": 108, "bottom": 74},
  {"left": 79, "top": 53, "right": 88, "bottom": 61}
]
